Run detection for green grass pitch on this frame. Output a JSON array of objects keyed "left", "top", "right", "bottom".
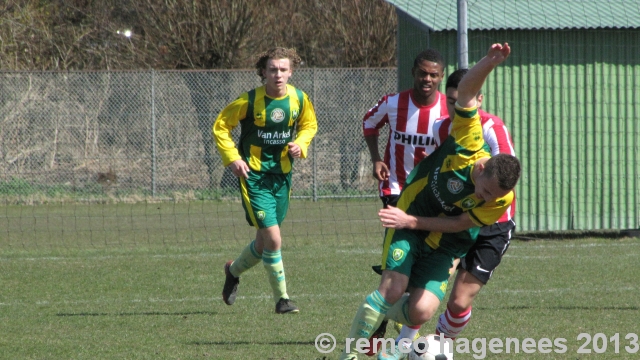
[{"left": 0, "top": 201, "right": 639, "bottom": 359}]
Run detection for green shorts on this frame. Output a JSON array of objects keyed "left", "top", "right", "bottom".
[
  {"left": 239, "top": 171, "right": 291, "bottom": 228},
  {"left": 380, "top": 228, "right": 455, "bottom": 301}
]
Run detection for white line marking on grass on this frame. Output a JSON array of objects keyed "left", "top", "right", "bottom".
[
  {"left": 510, "top": 242, "right": 640, "bottom": 249},
  {"left": 235, "top": 292, "right": 371, "bottom": 300},
  {"left": 2, "top": 284, "right": 635, "bottom": 307},
  {"left": 1, "top": 296, "right": 217, "bottom": 307},
  {"left": 504, "top": 252, "right": 639, "bottom": 259},
  {"left": 0, "top": 292, "right": 371, "bottom": 307},
  {"left": 0, "top": 253, "right": 223, "bottom": 262},
  {"left": 489, "top": 286, "right": 636, "bottom": 294},
  {"left": 336, "top": 249, "right": 380, "bottom": 254}
]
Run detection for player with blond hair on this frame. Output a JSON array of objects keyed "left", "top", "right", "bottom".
[{"left": 213, "top": 47, "right": 317, "bottom": 314}]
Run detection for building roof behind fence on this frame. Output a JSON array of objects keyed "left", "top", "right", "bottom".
[{"left": 385, "top": 0, "right": 640, "bottom": 31}]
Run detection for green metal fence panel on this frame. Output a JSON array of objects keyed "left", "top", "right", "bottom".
[{"left": 423, "top": 28, "right": 640, "bottom": 231}]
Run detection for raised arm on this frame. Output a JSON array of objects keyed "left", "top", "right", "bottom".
[{"left": 457, "top": 43, "right": 511, "bottom": 108}]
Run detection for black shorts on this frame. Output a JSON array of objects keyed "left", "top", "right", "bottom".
[
  {"left": 459, "top": 220, "right": 515, "bottom": 285},
  {"left": 380, "top": 195, "right": 400, "bottom": 208}
]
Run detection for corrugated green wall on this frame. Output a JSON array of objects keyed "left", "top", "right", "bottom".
[
  {"left": 397, "top": 14, "right": 431, "bottom": 91},
  {"left": 398, "top": 25, "right": 640, "bottom": 231}
]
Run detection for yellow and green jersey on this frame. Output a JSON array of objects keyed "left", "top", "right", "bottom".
[
  {"left": 213, "top": 84, "right": 318, "bottom": 174},
  {"left": 394, "top": 103, "right": 515, "bottom": 256}
]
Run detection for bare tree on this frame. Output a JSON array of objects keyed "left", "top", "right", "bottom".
[
  {"left": 126, "top": 0, "right": 256, "bottom": 69},
  {"left": 309, "top": 0, "right": 396, "bottom": 67},
  {"left": 0, "top": 0, "right": 396, "bottom": 70}
]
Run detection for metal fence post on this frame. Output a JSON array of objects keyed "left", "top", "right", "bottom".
[
  {"left": 457, "top": 0, "right": 469, "bottom": 69},
  {"left": 151, "top": 69, "right": 157, "bottom": 197},
  {"left": 312, "top": 67, "right": 318, "bottom": 202}
]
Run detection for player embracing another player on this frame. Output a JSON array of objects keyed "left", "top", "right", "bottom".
[
  {"left": 377, "top": 68, "right": 519, "bottom": 360},
  {"left": 339, "top": 43, "right": 521, "bottom": 360},
  {"left": 365, "top": 59, "right": 518, "bottom": 359}
]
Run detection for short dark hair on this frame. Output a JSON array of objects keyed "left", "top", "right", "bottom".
[
  {"left": 255, "top": 47, "right": 302, "bottom": 81},
  {"left": 412, "top": 49, "right": 445, "bottom": 70},
  {"left": 445, "top": 68, "right": 468, "bottom": 90},
  {"left": 446, "top": 68, "right": 482, "bottom": 96},
  {"left": 484, "top": 154, "right": 521, "bottom": 191}
]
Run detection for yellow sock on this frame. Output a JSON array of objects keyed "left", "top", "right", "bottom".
[
  {"left": 340, "top": 290, "right": 391, "bottom": 358},
  {"left": 262, "top": 249, "right": 288, "bottom": 301},
  {"left": 385, "top": 294, "right": 416, "bottom": 326}
]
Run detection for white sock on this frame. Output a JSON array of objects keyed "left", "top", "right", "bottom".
[{"left": 396, "top": 324, "right": 421, "bottom": 343}]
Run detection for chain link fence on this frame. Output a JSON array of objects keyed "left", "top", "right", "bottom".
[{"left": 0, "top": 68, "right": 396, "bottom": 202}]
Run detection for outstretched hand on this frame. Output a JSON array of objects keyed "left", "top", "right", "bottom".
[
  {"left": 486, "top": 43, "right": 511, "bottom": 65},
  {"left": 458, "top": 42, "right": 510, "bottom": 108}
]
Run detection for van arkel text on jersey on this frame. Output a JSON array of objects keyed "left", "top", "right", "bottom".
[{"left": 258, "top": 129, "right": 291, "bottom": 145}]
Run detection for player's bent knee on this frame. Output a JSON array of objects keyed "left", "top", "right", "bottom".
[
  {"left": 408, "top": 304, "right": 437, "bottom": 325},
  {"left": 378, "top": 271, "right": 410, "bottom": 303},
  {"left": 409, "top": 294, "right": 440, "bottom": 324},
  {"left": 377, "top": 285, "right": 407, "bottom": 304}
]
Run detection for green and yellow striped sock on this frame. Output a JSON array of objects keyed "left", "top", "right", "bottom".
[{"left": 229, "top": 240, "right": 262, "bottom": 277}]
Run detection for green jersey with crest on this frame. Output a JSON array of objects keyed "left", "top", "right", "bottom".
[
  {"left": 393, "top": 103, "right": 514, "bottom": 256},
  {"left": 213, "top": 84, "right": 317, "bottom": 174}
]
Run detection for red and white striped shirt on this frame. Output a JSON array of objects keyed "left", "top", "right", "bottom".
[
  {"left": 434, "top": 109, "right": 517, "bottom": 223},
  {"left": 363, "top": 90, "right": 448, "bottom": 197}
]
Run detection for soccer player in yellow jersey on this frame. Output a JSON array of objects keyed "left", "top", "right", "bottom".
[
  {"left": 213, "top": 47, "right": 317, "bottom": 314},
  {"left": 339, "top": 43, "right": 520, "bottom": 360}
]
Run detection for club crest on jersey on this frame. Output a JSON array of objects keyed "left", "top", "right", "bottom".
[
  {"left": 270, "top": 108, "right": 285, "bottom": 123},
  {"left": 392, "top": 249, "right": 404, "bottom": 261},
  {"left": 461, "top": 198, "right": 477, "bottom": 209},
  {"left": 256, "top": 211, "right": 266, "bottom": 220},
  {"left": 292, "top": 108, "right": 299, "bottom": 120},
  {"left": 447, "top": 178, "right": 464, "bottom": 194}
]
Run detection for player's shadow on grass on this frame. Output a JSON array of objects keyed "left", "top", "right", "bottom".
[
  {"left": 188, "top": 340, "right": 316, "bottom": 346},
  {"left": 56, "top": 311, "right": 216, "bottom": 317}
]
